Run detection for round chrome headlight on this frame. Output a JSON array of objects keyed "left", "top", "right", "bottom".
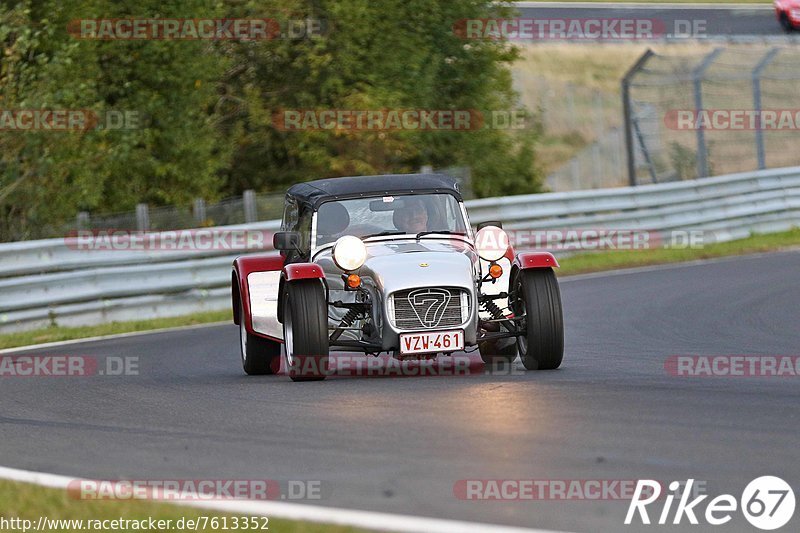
[
  {"left": 332, "top": 235, "right": 367, "bottom": 271},
  {"left": 475, "top": 225, "right": 509, "bottom": 262}
]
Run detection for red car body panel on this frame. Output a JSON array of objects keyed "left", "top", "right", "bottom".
[
  {"left": 775, "top": 0, "right": 800, "bottom": 25},
  {"left": 513, "top": 251, "right": 560, "bottom": 269},
  {"left": 232, "top": 253, "right": 284, "bottom": 340},
  {"left": 282, "top": 263, "right": 325, "bottom": 281}
]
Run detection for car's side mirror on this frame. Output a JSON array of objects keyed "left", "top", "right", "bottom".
[
  {"left": 477, "top": 220, "right": 503, "bottom": 231},
  {"left": 273, "top": 231, "right": 301, "bottom": 251}
]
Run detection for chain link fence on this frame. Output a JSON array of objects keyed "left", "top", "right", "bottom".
[
  {"left": 544, "top": 127, "right": 626, "bottom": 191},
  {"left": 1, "top": 167, "right": 473, "bottom": 242},
  {"left": 71, "top": 192, "right": 285, "bottom": 234},
  {"left": 513, "top": 70, "right": 627, "bottom": 192},
  {"left": 623, "top": 46, "right": 800, "bottom": 186}
]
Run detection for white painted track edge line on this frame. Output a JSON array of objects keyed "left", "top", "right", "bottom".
[{"left": 0, "top": 465, "right": 573, "bottom": 533}]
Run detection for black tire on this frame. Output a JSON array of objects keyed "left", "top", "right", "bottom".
[
  {"left": 239, "top": 298, "right": 281, "bottom": 375},
  {"left": 780, "top": 13, "right": 795, "bottom": 32},
  {"left": 282, "top": 280, "right": 329, "bottom": 382},
  {"left": 512, "top": 268, "right": 564, "bottom": 370}
]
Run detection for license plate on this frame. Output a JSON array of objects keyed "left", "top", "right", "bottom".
[{"left": 399, "top": 330, "right": 464, "bottom": 354}]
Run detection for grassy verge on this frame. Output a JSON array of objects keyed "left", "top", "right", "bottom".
[
  {"left": 557, "top": 228, "right": 800, "bottom": 275},
  {"left": 0, "top": 479, "right": 363, "bottom": 533},
  {"left": 0, "top": 310, "right": 229, "bottom": 350},
  {"left": 0, "top": 230, "right": 798, "bottom": 351}
]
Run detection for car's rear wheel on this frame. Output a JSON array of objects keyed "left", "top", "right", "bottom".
[
  {"left": 512, "top": 268, "right": 564, "bottom": 370},
  {"left": 239, "top": 298, "right": 281, "bottom": 375},
  {"left": 283, "top": 280, "right": 329, "bottom": 381}
]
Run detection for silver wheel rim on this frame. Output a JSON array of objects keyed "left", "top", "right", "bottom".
[{"left": 284, "top": 298, "right": 296, "bottom": 370}]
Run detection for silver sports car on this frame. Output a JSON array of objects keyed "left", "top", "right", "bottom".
[{"left": 232, "top": 173, "right": 563, "bottom": 381}]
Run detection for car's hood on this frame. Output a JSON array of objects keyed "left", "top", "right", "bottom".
[
  {"left": 363, "top": 237, "right": 475, "bottom": 258},
  {"left": 314, "top": 237, "right": 479, "bottom": 293}
]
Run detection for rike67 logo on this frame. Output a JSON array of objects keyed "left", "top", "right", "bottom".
[{"left": 626, "top": 477, "right": 795, "bottom": 530}]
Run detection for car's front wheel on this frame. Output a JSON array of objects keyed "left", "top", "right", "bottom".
[
  {"left": 512, "top": 268, "right": 564, "bottom": 370},
  {"left": 282, "top": 279, "right": 329, "bottom": 381},
  {"left": 239, "top": 298, "right": 281, "bottom": 375}
]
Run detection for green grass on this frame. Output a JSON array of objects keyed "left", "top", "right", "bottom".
[
  {"left": 0, "top": 229, "right": 798, "bottom": 351},
  {"left": 0, "top": 479, "right": 363, "bottom": 533},
  {"left": 0, "top": 310, "right": 229, "bottom": 350},
  {"left": 557, "top": 228, "right": 800, "bottom": 275}
]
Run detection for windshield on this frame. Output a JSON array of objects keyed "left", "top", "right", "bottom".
[{"left": 314, "top": 193, "right": 467, "bottom": 246}]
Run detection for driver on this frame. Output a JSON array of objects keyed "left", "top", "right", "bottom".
[{"left": 393, "top": 198, "right": 429, "bottom": 233}]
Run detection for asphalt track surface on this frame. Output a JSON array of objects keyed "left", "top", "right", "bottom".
[
  {"left": 516, "top": 3, "right": 780, "bottom": 38},
  {"left": 2, "top": 251, "right": 799, "bottom": 532}
]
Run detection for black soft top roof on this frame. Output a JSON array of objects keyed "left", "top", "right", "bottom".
[{"left": 286, "top": 173, "right": 463, "bottom": 208}]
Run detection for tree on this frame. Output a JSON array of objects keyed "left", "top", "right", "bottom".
[
  {"left": 1, "top": 0, "right": 543, "bottom": 241},
  {"left": 0, "top": 0, "right": 229, "bottom": 239},
  {"left": 217, "top": 0, "right": 543, "bottom": 197}
]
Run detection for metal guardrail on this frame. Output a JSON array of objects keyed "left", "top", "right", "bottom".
[
  {"left": 0, "top": 220, "right": 281, "bottom": 278},
  {"left": 1, "top": 167, "right": 799, "bottom": 333}
]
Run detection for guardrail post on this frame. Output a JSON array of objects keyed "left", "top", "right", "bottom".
[
  {"left": 692, "top": 48, "right": 723, "bottom": 179},
  {"left": 243, "top": 190, "right": 258, "bottom": 223},
  {"left": 622, "top": 49, "right": 654, "bottom": 187},
  {"left": 752, "top": 48, "right": 780, "bottom": 171},
  {"left": 135, "top": 203, "right": 150, "bottom": 231},
  {"left": 76, "top": 211, "right": 90, "bottom": 230},
  {"left": 193, "top": 198, "right": 207, "bottom": 224}
]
